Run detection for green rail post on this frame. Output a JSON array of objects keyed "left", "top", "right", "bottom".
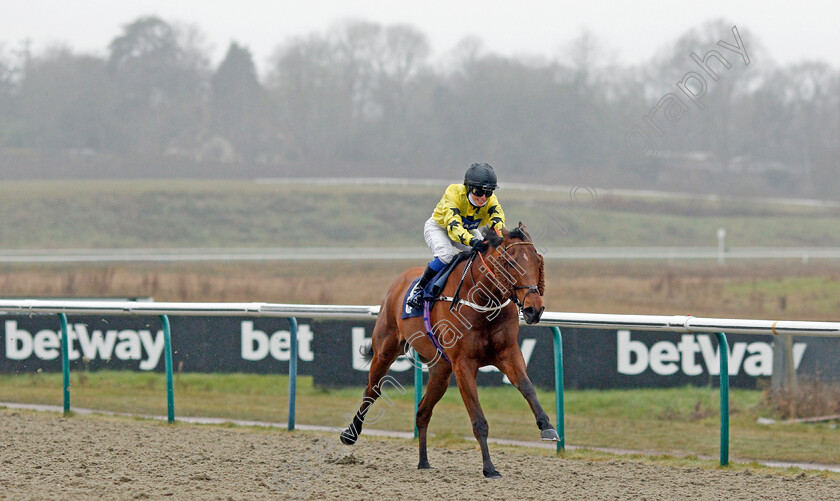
[
  {"left": 160, "top": 315, "right": 175, "bottom": 423},
  {"left": 550, "top": 327, "right": 565, "bottom": 452},
  {"left": 288, "top": 317, "right": 298, "bottom": 431},
  {"left": 715, "top": 332, "right": 730, "bottom": 466},
  {"left": 59, "top": 313, "right": 71, "bottom": 415},
  {"left": 413, "top": 349, "right": 423, "bottom": 439}
]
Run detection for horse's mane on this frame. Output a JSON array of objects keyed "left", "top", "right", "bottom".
[
  {"left": 479, "top": 226, "right": 504, "bottom": 248},
  {"left": 508, "top": 227, "right": 529, "bottom": 241}
]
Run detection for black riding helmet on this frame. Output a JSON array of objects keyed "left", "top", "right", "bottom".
[{"left": 464, "top": 163, "right": 498, "bottom": 197}]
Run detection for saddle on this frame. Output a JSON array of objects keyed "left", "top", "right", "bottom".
[
  {"left": 401, "top": 248, "right": 504, "bottom": 365},
  {"left": 401, "top": 251, "right": 472, "bottom": 319}
]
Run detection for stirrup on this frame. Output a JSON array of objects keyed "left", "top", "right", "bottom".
[{"left": 406, "top": 289, "right": 424, "bottom": 309}]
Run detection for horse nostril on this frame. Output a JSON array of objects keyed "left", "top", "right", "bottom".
[{"left": 521, "top": 306, "right": 544, "bottom": 324}]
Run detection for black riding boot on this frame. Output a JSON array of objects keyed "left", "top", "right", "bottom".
[{"left": 407, "top": 264, "right": 438, "bottom": 309}]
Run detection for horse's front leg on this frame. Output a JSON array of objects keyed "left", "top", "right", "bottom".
[
  {"left": 452, "top": 358, "right": 501, "bottom": 479},
  {"left": 496, "top": 351, "right": 560, "bottom": 442}
]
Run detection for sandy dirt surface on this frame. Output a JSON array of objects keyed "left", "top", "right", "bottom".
[{"left": 1, "top": 409, "right": 838, "bottom": 500}]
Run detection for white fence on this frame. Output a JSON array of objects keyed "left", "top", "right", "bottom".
[
  {"left": 3, "top": 300, "right": 840, "bottom": 336},
  {"left": 2, "top": 299, "right": 840, "bottom": 467},
  {"left": 3, "top": 247, "right": 840, "bottom": 263}
]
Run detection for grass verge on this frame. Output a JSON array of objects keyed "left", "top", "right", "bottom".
[
  {"left": 1, "top": 371, "right": 838, "bottom": 467},
  {"left": 4, "top": 179, "right": 840, "bottom": 248}
]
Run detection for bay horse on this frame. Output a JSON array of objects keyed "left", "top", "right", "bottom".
[{"left": 340, "top": 223, "right": 559, "bottom": 478}]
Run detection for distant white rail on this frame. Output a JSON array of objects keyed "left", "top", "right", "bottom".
[{"left": 2, "top": 247, "right": 840, "bottom": 263}]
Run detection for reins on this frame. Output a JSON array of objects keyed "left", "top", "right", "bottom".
[
  {"left": 421, "top": 236, "right": 543, "bottom": 365},
  {"left": 476, "top": 248, "right": 496, "bottom": 280},
  {"left": 448, "top": 252, "right": 478, "bottom": 309},
  {"left": 444, "top": 240, "right": 542, "bottom": 313}
]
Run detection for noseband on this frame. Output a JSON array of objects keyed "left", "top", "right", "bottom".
[
  {"left": 501, "top": 241, "right": 543, "bottom": 310},
  {"left": 473, "top": 242, "right": 540, "bottom": 313},
  {"left": 513, "top": 285, "right": 541, "bottom": 308}
]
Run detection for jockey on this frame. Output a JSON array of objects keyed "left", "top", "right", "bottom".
[{"left": 407, "top": 162, "right": 506, "bottom": 309}]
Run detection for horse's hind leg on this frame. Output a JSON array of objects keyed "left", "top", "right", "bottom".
[
  {"left": 452, "top": 359, "right": 501, "bottom": 479},
  {"left": 496, "top": 352, "right": 560, "bottom": 442},
  {"left": 339, "top": 320, "right": 402, "bottom": 445},
  {"left": 416, "top": 360, "right": 452, "bottom": 470}
]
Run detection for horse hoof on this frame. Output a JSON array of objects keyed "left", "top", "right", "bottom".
[
  {"left": 339, "top": 429, "right": 358, "bottom": 445},
  {"left": 418, "top": 462, "right": 432, "bottom": 470},
  {"left": 541, "top": 428, "right": 560, "bottom": 441},
  {"left": 483, "top": 470, "right": 502, "bottom": 479}
]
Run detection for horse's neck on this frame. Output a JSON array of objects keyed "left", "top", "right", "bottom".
[{"left": 467, "top": 253, "right": 509, "bottom": 304}]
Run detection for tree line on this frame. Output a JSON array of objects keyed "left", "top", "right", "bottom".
[{"left": 0, "top": 16, "right": 837, "bottom": 198}]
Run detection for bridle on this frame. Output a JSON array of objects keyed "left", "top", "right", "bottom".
[
  {"left": 425, "top": 236, "right": 545, "bottom": 364},
  {"left": 475, "top": 240, "right": 542, "bottom": 311},
  {"left": 501, "top": 241, "right": 542, "bottom": 309}
]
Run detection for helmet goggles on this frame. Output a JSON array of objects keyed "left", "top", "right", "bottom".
[{"left": 469, "top": 185, "right": 495, "bottom": 198}]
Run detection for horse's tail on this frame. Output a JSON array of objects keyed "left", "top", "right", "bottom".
[{"left": 360, "top": 342, "right": 374, "bottom": 363}]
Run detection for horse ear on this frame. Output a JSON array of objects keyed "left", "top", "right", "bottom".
[{"left": 517, "top": 222, "right": 532, "bottom": 241}]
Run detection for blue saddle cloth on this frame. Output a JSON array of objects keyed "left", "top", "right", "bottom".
[
  {"left": 400, "top": 251, "right": 471, "bottom": 319},
  {"left": 401, "top": 277, "right": 425, "bottom": 319}
]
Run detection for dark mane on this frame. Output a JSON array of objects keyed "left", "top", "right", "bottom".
[
  {"left": 479, "top": 226, "right": 504, "bottom": 247},
  {"left": 508, "top": 227, "right": 529, "bottom": 241}
]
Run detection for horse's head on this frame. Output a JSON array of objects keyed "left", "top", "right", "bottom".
[{"left": 484, "top": 222, "right": 545, "bottom": 324}]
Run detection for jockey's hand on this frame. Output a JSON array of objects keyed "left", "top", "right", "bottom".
[{"left": 470, "top": 238, "right": 489, "bottom": 253}]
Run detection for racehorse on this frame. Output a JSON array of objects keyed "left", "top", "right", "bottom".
[{"left": 339, "top": 223, "right": 559, "bottom": 478}]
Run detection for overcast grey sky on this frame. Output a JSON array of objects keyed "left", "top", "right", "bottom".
[{"left": 1, "top": 0, "right": 838, "bottom": 72}]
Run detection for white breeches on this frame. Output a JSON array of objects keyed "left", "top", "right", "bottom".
[{"left": 423, "top": 217, "right": 481, "bottom": 264}]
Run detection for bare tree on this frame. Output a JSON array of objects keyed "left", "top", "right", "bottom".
[
  {"left": 267, "top": 34, "right": 349, "bottom": 166},
  {"left": 15, "top": 47, "right": 117, "bottom": 151}
]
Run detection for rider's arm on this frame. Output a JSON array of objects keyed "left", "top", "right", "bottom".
[
  {"left": 484, "top": 195, "right": 505, "bottom": 232},
  {"left": 439, "top": 186, "right": 479, "bottom": 246}
]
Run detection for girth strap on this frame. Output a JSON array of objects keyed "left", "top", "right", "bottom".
[{"left": 422, "top": 300, "right": 451, "bottom": 364}]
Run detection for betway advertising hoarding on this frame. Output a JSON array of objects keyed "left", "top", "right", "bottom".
[
  {"left": 2, "top": 315, "right": 837, "bottom": 389},
  {"left": 0, "top": 316, "right": 315, "bottom": 375}
]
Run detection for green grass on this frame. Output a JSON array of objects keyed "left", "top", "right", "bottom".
[
  {"left": 723, "top": 276, "right": 840, "bottom": 313},
  {"left": 3, "top": 179, "right": 840, "bottom": 249},
  {"left": 2, "top": 371, "right": 838, "bottom": 466}
]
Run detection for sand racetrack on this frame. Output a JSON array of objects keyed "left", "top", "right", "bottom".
[{"left": 1, "top": 408, "right": 838, "bottom": 500}]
